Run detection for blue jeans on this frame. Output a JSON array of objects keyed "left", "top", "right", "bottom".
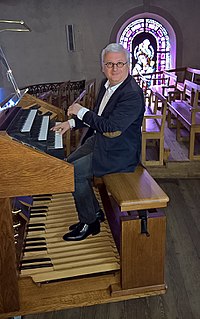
[{"left": 67, "top": 135, "right": 100, "bottom": 224}]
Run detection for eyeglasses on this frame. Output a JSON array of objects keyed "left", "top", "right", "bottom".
[{"left": 104, "top": 61, "right": 128, "bottom": 69}]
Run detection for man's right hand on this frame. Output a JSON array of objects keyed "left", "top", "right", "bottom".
[{"left": 51, "top": 121, "right": 70, "bottom": 135}]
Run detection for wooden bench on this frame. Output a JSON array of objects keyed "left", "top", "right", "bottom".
[
  {"left": 168, "top": 80, "right": 200, "bottom": 160},
  {"left": 149, "top": 70, "right": 178, "bottom": 106},
  {"left": 99, "top": 165, "right": 169, "bottom": 293},
  {"left": 142, "top": 92, "right": 169, "bottom": 166},
  {"left": 177, "top": 67, "right": 200, "bottom": 91}
]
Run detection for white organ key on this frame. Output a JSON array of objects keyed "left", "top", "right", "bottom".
[
  {"left": 38, "top": 116, "right": 50, "bottom": 141},
  {"left": 54, "top": 121, "right": 63, "bottom": 149},
  {"left": 21, "top": 109, "right": 38, "bottom": 133}
]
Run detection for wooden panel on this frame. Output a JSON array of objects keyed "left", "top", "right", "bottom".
[
  {"left": 0, "top": 274, "right": 118, "bottom": 318},
  {"left": 0, "top": 198, "right": 19, "bottom": 313},
  {"left": 0, "top": 133, "right": 74, "bottom": 198},
  {"left": 103, "top": 166, "right": 169, "bottom": 211},
  {"left": 0, "top": 273, "right": 167, "bottom": 319},
  {"left": 120, "top": 211, "right": 166, "bottom": 289}
]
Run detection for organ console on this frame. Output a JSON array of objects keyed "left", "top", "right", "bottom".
[
  {"left": 0, "top": 93, "right": 75, "bottom": 317},
  {"left": 0, "top": 50, "right": 169, "bottom": 318}
]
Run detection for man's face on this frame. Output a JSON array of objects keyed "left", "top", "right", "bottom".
[{"left": 102, "top": 51, "right": 129, "bottom": 86}]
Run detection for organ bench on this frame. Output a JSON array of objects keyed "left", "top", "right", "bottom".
[{"left": 101, "top": 165, "right": 169, "bottom": 294}]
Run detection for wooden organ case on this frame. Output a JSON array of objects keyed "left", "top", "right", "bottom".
[{"left": 0, "top": 94, "right": 169, "bottom": 319}]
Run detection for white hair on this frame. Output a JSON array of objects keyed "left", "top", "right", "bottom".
[{"left": 101, "top": 43, "right": 130, "bottom": 66}]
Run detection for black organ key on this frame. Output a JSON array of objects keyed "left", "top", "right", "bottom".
[
  {"left": 25, "top": 241, "right": 46, "bottom": 247},
  {"left": 21, "top": 257, "right": 51, "bottom": 264},
  {"left": 20, "top": 262, "right": 53, "bottom": 270},
  {"left": 25, "top": 237, "right": 46, "bottom": 242},
  {"left": 30, "top": 214, "right": 47, "bottom": 218},
  {"left": 24, "top": 246, "right": 47, "bottom": 252}
]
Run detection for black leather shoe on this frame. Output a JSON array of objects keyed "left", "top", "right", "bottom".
[
  {"left": 69, "top": 209, "right": 105, "bottom": 231},
  {"left": 63, "top": 219, "right": 100, "bottom": 241}
]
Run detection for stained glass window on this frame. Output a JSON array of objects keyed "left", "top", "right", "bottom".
[{"left": 119, "top": 18, "right": 170, "bottom": 76}]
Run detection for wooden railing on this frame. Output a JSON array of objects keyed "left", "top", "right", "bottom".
[
  {"left": 22, "top": 79, "right": 86, "bottom": 112},
  {"left": 134, "top": 66, "right": 200, "bottom": 89},
  {"left": 23, "top": 79, "right": 97, "bottom": 114}
]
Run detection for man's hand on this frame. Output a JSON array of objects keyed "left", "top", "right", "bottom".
[
  {"left": 51, "top": 121, "right": 70, "bottom": 135},
  {"left": 67, "top": 103, "right": 82, "bottom": 117}
]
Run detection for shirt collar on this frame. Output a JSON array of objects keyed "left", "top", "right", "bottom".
[{"left": 104, "top": 80, "right": 123, "bottom": 93}]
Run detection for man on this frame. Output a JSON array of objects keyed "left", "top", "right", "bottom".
[{"left": 52, "top": 43, "right": 145, "bottom": 241}]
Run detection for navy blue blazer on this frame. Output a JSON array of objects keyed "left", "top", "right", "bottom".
[{"left": 75, "top": 74, "right": 145, "bottom": 177}]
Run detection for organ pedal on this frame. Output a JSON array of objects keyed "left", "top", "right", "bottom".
[{"left": 19, "top": 189, "right": 120, "bottom": 284}]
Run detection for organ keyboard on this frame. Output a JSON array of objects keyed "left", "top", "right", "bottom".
[{"left": 4, "top": 104, "right": 65, "bottom": 159}]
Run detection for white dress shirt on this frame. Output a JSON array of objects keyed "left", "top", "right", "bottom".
[{"left": 68, "top": 80, "right": 122, "bottom": 128}]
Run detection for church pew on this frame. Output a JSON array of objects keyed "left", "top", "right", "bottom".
[{"left": 167, "top": 80, "right": 200, "bottom": 160}]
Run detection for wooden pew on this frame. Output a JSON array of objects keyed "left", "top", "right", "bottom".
[
  {"left": 149, "top": 70, "right": 178, "bottom": 106},
  {"left": 167, "top": 80, "right": 200, "bottom": 160},
  {"left": 142, "top": 93, "right": 169, "bottom": 166},
  {"left": 177, "top": 67, "right": 200, "bottom": 91}
]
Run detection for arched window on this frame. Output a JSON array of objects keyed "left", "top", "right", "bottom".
[{"left": 118, "top": 18, "right": 171, "bottom": 76}]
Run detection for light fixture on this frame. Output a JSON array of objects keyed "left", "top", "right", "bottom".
[{"left": 0, "top": 19, "right": 31, "bottom": 32}]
